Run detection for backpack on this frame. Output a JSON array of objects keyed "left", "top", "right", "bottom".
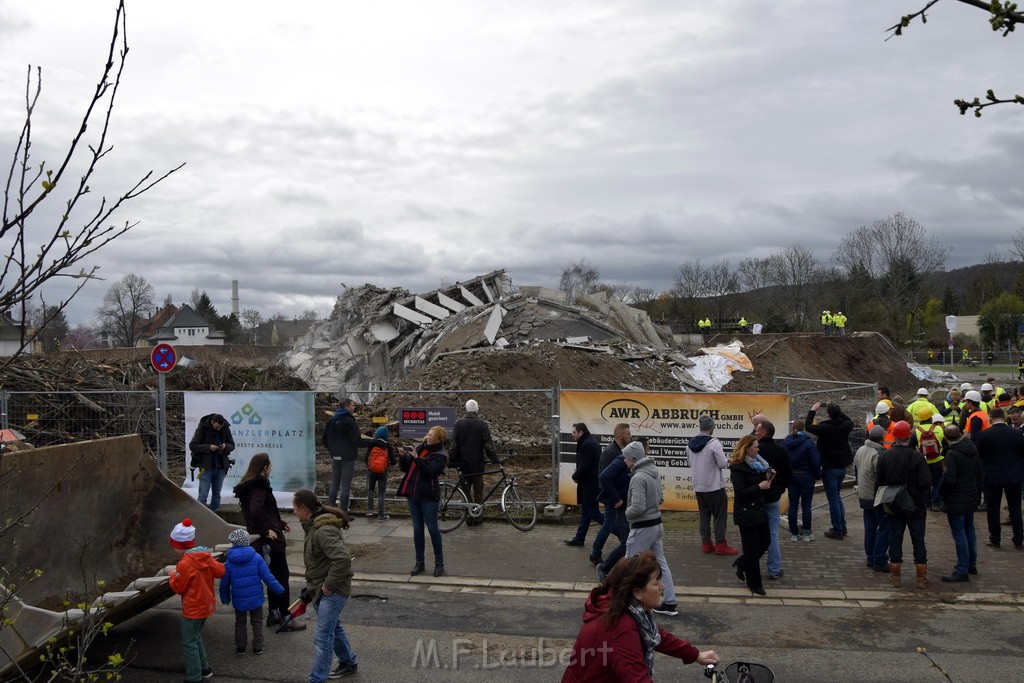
[
  {"left": 368, "top": 443, "right": 390, "bottom": 474},
  {"left": 917, "top": 426, "right": 940, "bottom": 459}
]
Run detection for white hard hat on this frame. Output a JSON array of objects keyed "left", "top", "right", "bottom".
[
  {"left": 931, "top": 414, "right": 946, "bottom": 423},
  {"left": 875, "top": 401, "right": 890, "bottom": 414},
  {"left": 917, "top": 388, "right": 928, "bottom": 396},
  {"left": 965, "top": 390, "right": 982, "bottom": 403},
  {"left": 981, "top": 383, "right": 993, "bottom": 392},
  {"left": 960, "top": 382, "right": 973, "bottom": 392}
]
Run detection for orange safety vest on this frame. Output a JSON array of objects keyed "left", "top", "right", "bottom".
[{"left": 965, "top": 409, "right": 991, "bottom": 436}]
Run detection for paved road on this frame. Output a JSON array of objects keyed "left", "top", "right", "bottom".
[{"left": 91, "top": 487, "right": 1024, "bottom": 682}]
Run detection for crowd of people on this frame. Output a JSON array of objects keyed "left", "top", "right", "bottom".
[{"left": 564, "top": 380, "right": 1024, "bottom": 600}]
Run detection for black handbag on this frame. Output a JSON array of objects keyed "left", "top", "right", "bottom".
[{"left": 875, "top": 484, "right": 915, "bottom": 515}]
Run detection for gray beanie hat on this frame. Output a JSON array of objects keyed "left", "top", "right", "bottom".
[
  {"left": 621, "top": 441, "right": 645, "bottom": 462},
  {"left": 698, "top": 414, "right": 715, "bottom": 431},
  {"left": 228, "top": 528, "right": 251, "bottom": 547},
  {"left": 868, "top": 425, "right": 886, "bottom": 443}
]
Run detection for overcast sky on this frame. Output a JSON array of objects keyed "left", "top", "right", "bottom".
[{"left": 1, "top": 1, "right": 1022, "bottom": 326}]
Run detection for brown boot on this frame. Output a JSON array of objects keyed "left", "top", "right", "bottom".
[
  {"left": 889, "top": 562, "right": 902, "bottom": 588},
  {"left": 915, "top": 563, "right": 929, "bottom": 589}
]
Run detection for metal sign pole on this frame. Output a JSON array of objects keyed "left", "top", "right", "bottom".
[{"left": 157, "top": 371, "right": 167, "bottom": 474}]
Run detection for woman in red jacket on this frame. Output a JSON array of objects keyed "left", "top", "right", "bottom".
[{"left": 562, "top": 551, "right": 718, "bottom": 682}]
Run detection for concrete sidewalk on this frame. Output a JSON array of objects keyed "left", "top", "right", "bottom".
[{"left": 278, "top": 488, "right": 1024, "bottom": 610}]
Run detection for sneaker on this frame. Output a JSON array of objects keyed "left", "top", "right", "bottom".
[
  {"left": 201, "top": 668, "right": 213, "bottom": 680},
  {"left": 790, "top": 534, "right": 800, "bottom": 542},
  {"left": 768, "top": 570, "right": 784, "bottom": 580},
  {"left": 236, "top": 646, "right": 246, "bottom": 655},
  {"left": 328, "top": 662, "right": 358, "bottom": 678},
  {"left": 365, "top": 510, "right": 375, "bottom": 518},
  {"left": 253, "top": 648, "right": 263, "bottom": 655},
  {"left": 652, "top": 602, "right": 678, "bottom": 616},
  {"left": 596, "top": 564, "right": 608, "bottom": 583},
  {"left": 823, "top": 529, "right": 844, "bottom": 540},
  {"left": 802, "top": 533, "right": 815, "bottom": 542},
  {"left": 377, "top": 514, "right": 390, "bottom": 522}
]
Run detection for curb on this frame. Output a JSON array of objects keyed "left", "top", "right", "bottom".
[{"left": 349, "top": 572, "right": 1024, "bottom": 609}]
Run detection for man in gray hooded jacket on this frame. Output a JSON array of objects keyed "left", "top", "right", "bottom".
[{"left": 624, "top": 440, "right": 678, "bottom": 617}]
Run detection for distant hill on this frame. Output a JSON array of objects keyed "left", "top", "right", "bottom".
[{"left": 931, "top": 261, "right": 1020, "bottom": 314}]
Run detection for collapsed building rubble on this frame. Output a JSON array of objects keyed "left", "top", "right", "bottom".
[{"left": 285, "top": 271, "right": 689, "bottom": 394}]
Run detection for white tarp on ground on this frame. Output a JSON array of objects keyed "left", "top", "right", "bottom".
[
  {"left": 908, "top": 362, "right": 958, "bottom": 385},
  {"left": 680, "top": 342, "right": 754, "bottom": 392}
]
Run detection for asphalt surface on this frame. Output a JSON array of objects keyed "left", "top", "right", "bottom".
[{"left": 92, "top": 486, "right": 1024, "bottom": 682}]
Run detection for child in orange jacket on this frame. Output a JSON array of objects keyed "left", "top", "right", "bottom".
[{"left": 169, "top": 518, "right": 226, "bottom": 683}]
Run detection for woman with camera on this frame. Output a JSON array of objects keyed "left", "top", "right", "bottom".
[
  {"left": 729, "top": 434, "right": 774, "bottom": 596},
  {"left": 397, "top": 425, "right": 449, "bottom": 577},
  {"left": 561, "top": 551, "right": 718, "bottom": 681}
]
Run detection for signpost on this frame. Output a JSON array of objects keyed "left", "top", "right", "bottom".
[{"left": 150, "top": 344, "right": 176, "bottom": 474}]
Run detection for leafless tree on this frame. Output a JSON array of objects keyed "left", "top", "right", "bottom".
[
  {"left": 887, "top": 0, "right": 1022, "bottom": 117},
  {"left": 0, "top": 0, "right": 182, "bottom": 370},
  {"left": 705, "top": 260, "right": 740, "bottom": 331},
  {"left": 558, "top": 257, "right": 600, "bottom": 303},
  {"left": 672, "top": 259, "right": 708, "bottom": 331},
  {"left": 1009, "top": 229, "right": 1024, "bottom": 263},
  {"left": 240, "top": 308, "right": 264, "bottom": 344},
  {"left": 770, "top": 245, "right": 823, "bottom": 331},
  {"left": 833, "top": 212, "right": 951, "bottom": 342},
  {"left": 96, "top": 273, "right": 155, "bottom": 347}
]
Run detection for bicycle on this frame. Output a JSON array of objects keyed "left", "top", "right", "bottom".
[
  {"left": 704, "top": 661, "right": 774, "bottom": 683},
  {"left": 437, "top": 454, "right": 537, "bottom": 532}
]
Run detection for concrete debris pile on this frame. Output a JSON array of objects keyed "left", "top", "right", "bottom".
[{"left": 285, "top": 271, "right": 679, "bottom": 394}]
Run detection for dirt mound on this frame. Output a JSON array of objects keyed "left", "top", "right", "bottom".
[{"left": 724, "top": 332, "right": 919, "bottom": 393}]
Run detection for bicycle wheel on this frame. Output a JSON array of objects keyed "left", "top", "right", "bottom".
[
  {"left": 438, "top": 481, "right": 468, "bottom": 533},
  {"left": 501, "top": 482, "right": 537, "bottom": 531}
]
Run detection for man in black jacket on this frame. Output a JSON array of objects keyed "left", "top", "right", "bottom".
[
  {"left": 564, "top": 423, "right": 604, "bottom": 547},
  {"left": 756, "top": 420, "right": 793, "bottom": 579},
  {"left": 322, "top": 398, "right": 373, "bottom": 513},
  {"left": 939, "top": 425, "right": 983, "bottom": 582},
  {"left": 449, "top": 399, "right": 499, "bottom": 526},
  {"left": 189, "top": 413, "right": 235, "bottom": 511},
  {"left": 805, "top": 401, "right": 854, "bottom": 539},
  {"left": 877, "top": 420, "right": 932, "bottom": 589},
  {"left": 976, "top": 408, "right": 1024, "bottom": 549}
]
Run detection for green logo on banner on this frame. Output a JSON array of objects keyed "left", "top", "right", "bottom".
[{"left": 231, "top": 402, "right": 263, "bottom": 425}]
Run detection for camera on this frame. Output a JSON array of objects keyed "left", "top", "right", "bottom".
[{"left": 227, "top": 457, "right": 236, "bottom": 469}]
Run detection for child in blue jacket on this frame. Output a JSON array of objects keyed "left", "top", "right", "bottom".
[{"left": 220, "top": 528, "right": 285, "bottom": 655}]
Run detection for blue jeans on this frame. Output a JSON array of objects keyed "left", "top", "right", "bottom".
[
  {"left": 888, "top": 513, "right": 927, "bottom": 565},
  {"left": 787, "top": 473, "right": 815, "bottom": 535},
  {"left": 766, "top": 500, "right": 782, "bottom": 575},
  {"left": 946, "top": 512, "right": 977, "bottom": 575},
  {"left": 861, "top": 502, "right": 890, "bottom": 567},
  {"left": 197, "top": 467, "right": 226, "bottom": 511},
  {"left": 590, "top": 504, "right": 621, "bottom": 560},
  {"left": 407, "top": 498, "right": 444, "bottom": 566},
  {"left": 571, "top": 503, "right": 604, "bottom": 543},
  {"left": 597, "top": 507, "right": 631, "bottom": 574},
  {"left": 821, "top": 468, "right": 847, "bottom": 534},
  {"left": 309, "top": 593, "right": 356, "bottom": 683}
]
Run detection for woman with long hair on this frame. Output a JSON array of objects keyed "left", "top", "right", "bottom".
[
  {"left": 233, "top": 452, "right": 303, "bottom": 630},
  {"left": 397, "top": 425, "right": 449, "bottom": 577},
  {"left": 784, "top": 419, "right": 821, "bottom": 542},
  {"left": 729, "top": 434, "right": 773, "bottom": 596},
  {"left": 561, "top": 551, "right": 718, "bottom": 682}
]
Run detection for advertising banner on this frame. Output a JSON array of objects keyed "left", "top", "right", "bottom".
[
  {"left": 182, "top": 391, "right": 315, "bottom": 506},
  {"left": 559, "top": 390, "right": 789, "bottom": 511}
]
